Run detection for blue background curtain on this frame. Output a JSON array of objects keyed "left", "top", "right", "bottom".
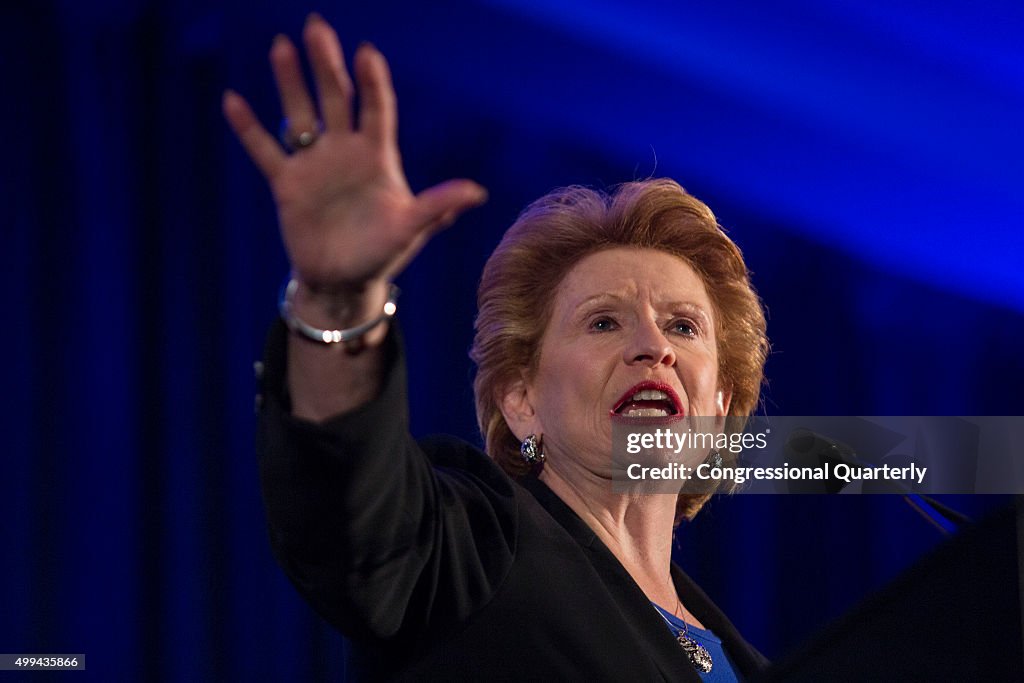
[{"left": 4, "top": 1, "right": 1022, "bottom": 679}]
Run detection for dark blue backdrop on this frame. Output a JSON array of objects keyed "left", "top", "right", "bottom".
[{"left": 4, "top": 1, "right": 1022, "bottom": 680}]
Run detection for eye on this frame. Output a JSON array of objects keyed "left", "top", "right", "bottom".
[
  {"left": 590, "top": 316, "right": 619, "bottom": 332},
  {"left": 669, "top": 318, "right": 697, "bottom": 337}
]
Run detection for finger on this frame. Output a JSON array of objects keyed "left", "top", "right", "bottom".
[
  {"left": 388, "top": 185, "right": 485, "bottom": 279},
  {"left": 269, "top": 34, "right": 318, "bottom": 138},
  {"left": 222, "top": 90, "right": 286, "bottom": 179},
  {"left": 302, "top": 13, "right": 354, "bottom": 131},
  {"left": 355, "top": 42, "right": 397, "bottom": 145},
  {"left": 414, "top": 180, "right": 489, "bottom": 233}
]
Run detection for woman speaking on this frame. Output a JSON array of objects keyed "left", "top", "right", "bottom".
[{"left": 224, "top": 13, "right": 769, "bottom": 681}]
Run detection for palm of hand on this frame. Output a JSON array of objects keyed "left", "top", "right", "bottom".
[
  {"left": 272, "top": 134, "right": 420, "bottom": 289},
  {"left": 223, "top": 14, "right": 486, "bottom": 294}
]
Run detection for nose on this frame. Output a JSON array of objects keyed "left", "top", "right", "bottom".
[{"left": 623, "top": 319, "right": 676, "bottom": 368}]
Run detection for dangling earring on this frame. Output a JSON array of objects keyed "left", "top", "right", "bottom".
[
  {"left": 704, "top": 449, "right": 724, "bottom": 468},
  {"left": 520, "top": 434, "right": 545, "bottom": 465}
]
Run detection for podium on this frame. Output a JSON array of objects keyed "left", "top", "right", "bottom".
[{"left": 756, "top": 499, "right": 1024, "bottom": 681}]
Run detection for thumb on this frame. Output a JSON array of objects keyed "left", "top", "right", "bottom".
[{"left": 414, "top": 179, "right": 488, "bottom": 232}]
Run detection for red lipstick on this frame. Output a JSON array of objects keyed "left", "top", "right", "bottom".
[{"left": 610, "top": 381, "right": 683, "bottom": 417}]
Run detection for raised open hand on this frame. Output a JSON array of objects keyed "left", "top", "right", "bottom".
[{"left": 223, "top": 13, "right": 487, "bottom": 295}]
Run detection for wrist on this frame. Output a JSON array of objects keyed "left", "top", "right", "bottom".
[
  {"left": 293, "top": 278, "right": 388, "bottom": 324},
  {"left": 281, "top": 277, "right": 396, "bottom": 349}
]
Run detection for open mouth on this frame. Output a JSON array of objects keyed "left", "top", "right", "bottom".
[{"left": 611, "top": 381, "right": 683, "bottom": 418}]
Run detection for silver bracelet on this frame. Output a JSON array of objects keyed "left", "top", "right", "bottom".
[{"left": 279, "top": 278, "right": 400, "bottom": 345}]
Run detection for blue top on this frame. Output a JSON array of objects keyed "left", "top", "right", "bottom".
[{"left": 653, "top": 603, "right": 741, "bottom": 683}]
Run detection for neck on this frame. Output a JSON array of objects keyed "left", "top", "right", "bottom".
[{"left": 538, "top": 457, "right": 680, "bottom": 605}]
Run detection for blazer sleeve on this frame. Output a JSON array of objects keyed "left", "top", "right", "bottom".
[{"left": 256, "top": 321, "right": 517, "bottom": 642}]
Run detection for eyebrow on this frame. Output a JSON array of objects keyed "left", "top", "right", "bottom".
[{"left": 573, "top": 293, "right": 623, "bottom": 310}]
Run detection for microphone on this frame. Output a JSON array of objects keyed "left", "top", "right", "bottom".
[
  {"left": 783, "top": 428, "right": 859, "bottom": 494},
  {"left": 784, "top": 428, "right": 971, "bottom": 533}
]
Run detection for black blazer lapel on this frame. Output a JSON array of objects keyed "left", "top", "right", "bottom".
[{"left": 519, "top": 475, "right": 708, "bottom": 681}]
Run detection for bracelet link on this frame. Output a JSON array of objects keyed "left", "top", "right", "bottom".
[{"left": 279, "top": 279, "right": 399, "bottom": 345}]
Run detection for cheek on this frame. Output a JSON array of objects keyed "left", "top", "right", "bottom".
[
  {"left": 531, "top": 360, "right": 579, "bottom": 429},
  {"left": 683, "top": 350, "right": 723, "bottom": 412},
  {"left": 536, "top": 357, "right": 613, "bottom": 435}
]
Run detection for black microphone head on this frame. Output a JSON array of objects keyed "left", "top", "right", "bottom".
[{"left": 783, "top": 429, "right": 858, "bottom": 493}]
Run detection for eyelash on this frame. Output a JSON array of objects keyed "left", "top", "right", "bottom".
[
  {"left": 590, "top": 316, "right": 619, "bottom": 332},
  {"left": 588, "top": 316, "right": 699, "bottom": 337},
  {"left": 670, "top": 319, "right": 698, "bottom": 337}
]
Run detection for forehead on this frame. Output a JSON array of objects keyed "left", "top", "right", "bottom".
[{"left": 553, "top": 247, "right": 712, "bottom": 311}]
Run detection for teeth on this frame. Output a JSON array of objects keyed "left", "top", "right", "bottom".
[
  {"left": 622, "top": 407, "right": 671, "bottom": 417},
  {"left": 631, "top": 389, "right": 669, "bottom": 401}
]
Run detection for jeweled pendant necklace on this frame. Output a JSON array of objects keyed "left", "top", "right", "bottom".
[{"left": 655, "top": 602, "right": 713, "bottom": 673}]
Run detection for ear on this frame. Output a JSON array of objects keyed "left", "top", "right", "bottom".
[
  {"left": 715, "top": 384, "right": 733, "bottom": 417},
  {"left": 498, "top": 374, "right": 540, "bottom": 442}
]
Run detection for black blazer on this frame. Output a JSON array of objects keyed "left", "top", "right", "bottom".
[{"left": 258, "top": 322, "right": 768, "bottom": 681}]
